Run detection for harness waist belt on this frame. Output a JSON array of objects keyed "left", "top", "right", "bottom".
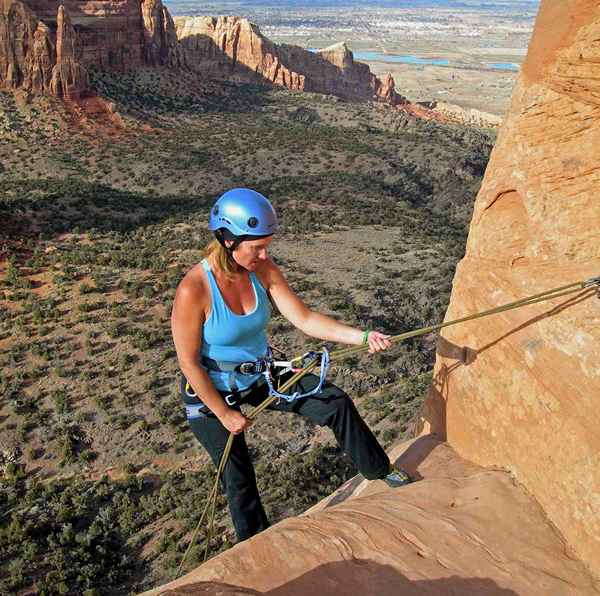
[{"left": 201, "top": 355, "right": 269, "bottom": 375}]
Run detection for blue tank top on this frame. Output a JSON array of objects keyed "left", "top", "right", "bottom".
[{"left": 200, "top": 259, "right": 271, "bottom": 392}]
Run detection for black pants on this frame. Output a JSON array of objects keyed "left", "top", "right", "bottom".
[{"left": 184, "top": 372, "right": 390, "bottom": 542}]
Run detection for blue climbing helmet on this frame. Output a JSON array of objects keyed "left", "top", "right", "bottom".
[{"left": 209, "top": 188, "right": 278, "bottom": 249}]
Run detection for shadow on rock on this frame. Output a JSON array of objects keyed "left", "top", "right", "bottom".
[
  {"left": 162, "top": 560, "right": 518, "bottom": 595},
  {"left": 415, "top": 286, "right": 597, "bottom": 442}
]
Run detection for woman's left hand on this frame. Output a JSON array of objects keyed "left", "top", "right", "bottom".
[{"left": 366, "top": 331, "right": 392, "bottom": 354}]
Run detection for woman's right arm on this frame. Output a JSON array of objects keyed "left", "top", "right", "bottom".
[{"left": 170, "top": 278, "right": 252, "bottom": 434}]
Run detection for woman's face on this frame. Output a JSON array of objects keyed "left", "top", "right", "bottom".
[{"left": 230, "top": 236, "right": 274, "bottom": 272}]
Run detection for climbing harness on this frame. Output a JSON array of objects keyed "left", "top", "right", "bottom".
[
  {"left": 190, "top": 347, "right": 331, "bottom": 414},
  {"left": 175, "top": 275, "right": 600, "bottom": 578}
]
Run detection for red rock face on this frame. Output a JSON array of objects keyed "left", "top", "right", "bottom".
[
  {"left": 174, "top": 17, "right": 407, "bottom": 105},
  {"left": 27, "top": 21, "right": 52, "bottom": 90},
  {"left": 49, "top": 5, "right": 87, "bottom": 99},
  {"left": 1, "top": 0, "right": 46, "bottom": 91},
  {"left": 419, "top": 0, "right": 600, "bottom": 575},
  {"left": 25, "top": 0, "right": 146, "bottom": 71},
  {"left": 1, "top": 6, "right": 404, "bottom": 107},
  {"left": 141, "top": 0, "right": 185, "bottom": 68},
  {"left": 0, "top": 0, "right": 184, "bottom": 97}
]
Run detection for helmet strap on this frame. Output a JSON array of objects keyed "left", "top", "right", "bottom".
[
  {"left": 215, "top": 229, "right": 244, "bottom": 252},
  {"left": 215, "top": 229, "right": 273, "bottom": 252}
]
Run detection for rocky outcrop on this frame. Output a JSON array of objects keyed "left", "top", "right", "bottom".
[
  {"left": 421, "top": 100, "right": 502, "bottom": 128},
  {"left": 0, "top": 0, "right": 184, "bottom": 97},
  {"left": 0, "top": 0, "right": 88, "bottom": 98},
  {"left": 1, "top": 0, "right": 50, "bottom": 93},
  {"left": 27, "top": 20, "right": 53, "bottom": 92},
  {"left": 26, "top": 0, "right": 146, "bottom": 71},
  {"left": 419, "top": 0, "right": 600, "bottom": 576},
  {"left": 174, "top": 16, "right": 407, "bottom": 105},
  {"left": 48, "top": 5, "right": 87, "bottom": 99},
  {"left": 1, "top": 0, "right": 88, "bottom": 97},
  {"left": 145, "top": 439, "right": 599, "bottom": 595},
  {"left": 174, "top": 16, "right": 304, "bottom": 90},
  {"left": 141, "top": 0, "right": 185, "bottom": 68},
  {"left": 377, "top": 72, "right": 398, "bottom": 104}
]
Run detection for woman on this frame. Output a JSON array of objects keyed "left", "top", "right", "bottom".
[{"left": 171, "top": 188, "right": 411, "bottom": 542}]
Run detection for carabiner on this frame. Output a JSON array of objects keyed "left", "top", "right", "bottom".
[{"left": 185, "top": 382, "right": 198, "bottom": 398}]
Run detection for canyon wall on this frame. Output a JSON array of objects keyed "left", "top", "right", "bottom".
[
  {"left": 0, "top": 3, "right": 405, "bottom": 106},
  {"left": 174, "top": 16, "right": 406, "bottom": 104},
  {"left": 0, "top": 0, "right": 88, "bottom": 98},
  {"left": 23, "top": 0, "right": 183, "bottom": 71},
  {"left": 0, "top": 0, "right": 183, "bottom": 98},
  {"left": 419, "top": 0, "right": 600, "bottom": 575}
]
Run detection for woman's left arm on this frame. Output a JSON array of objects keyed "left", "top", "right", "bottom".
[{"left": 262, "top": 260, "right": 391, "bottom": 353}]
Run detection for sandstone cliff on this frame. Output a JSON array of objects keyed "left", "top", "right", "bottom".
[
  {"left": 146, "top": 440, "right": 599, "bottom": 595},
  {"left": 0, "top": 0, "right": 85, "bottom": 97},
  {"left": 0, "top": 0, "right": 183, "bottom": 98},
  {"left": 141, "top": 0, "right": 185, "bottom": 68},
  {"left": 174, "top": 17, "right": 407, "bottom": 105},
  {"left": 419, "top": 0, "right": 600, "bottom": 574},
  {"left": 146, "top": 1, "right": 600, "bottom": 593},
  {"left": 48, "top": 5, "right": 87, "bottom": 99},
  {"left": 23, "top": 0, "right": 181, "bottom": 72},
  {"left": 1, "top": 2, "right": 407, "bottom": 108}
]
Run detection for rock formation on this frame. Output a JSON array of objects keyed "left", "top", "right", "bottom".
[
  {"left": 48, "top": 5, "right": 87, "bottom": 99},
  {"left": 145, "top": 440, "right": 599, "bottom": 595},
  {"left": 0, "top": 0, "right": 184, "bottom": 98},
  {"left": 0, "top": 0, "right": 87, "bottom": 98},
  {"left": 25, "top": 0, "right": 147, "bottom": 71},
  {"left": 1, "top": 2, "right": 406, "bottom": 108},
  {"left": 141, "top": 0, "right": 185, "bottom": 68},
  {"left": 147, "top": 1, "right": 600, "bottom": 593},
  {"left": 0, "top": 0, "right": 53, "bottom": 94},
  {"left": 27, "top": 20, "right": 54, "bottom": 92},
  {"left": 174, "top": 17, "right": 407, "bottom": 105},
  {"left": 421, "top": 100, "right": 502, "bottom": 128},
  {"left": 419, "top": 0, "right": 600, "bottom": 574},
  {"left": 0, "top": 0, "right": 91, "bottom": 97}
]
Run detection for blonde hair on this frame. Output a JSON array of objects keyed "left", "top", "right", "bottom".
[{"left": 203, "top": 239, "right": 238, "bottom": 279}]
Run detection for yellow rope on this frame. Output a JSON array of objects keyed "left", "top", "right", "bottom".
[{"left": 175, "top": 277, "right": 597, "bottom": 578}]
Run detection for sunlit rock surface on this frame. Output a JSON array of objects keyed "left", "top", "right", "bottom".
[
  {"left": 174, "top": 16, "right": 407, "bottom": 105},
  {"left": 0, "top": 0, "right": 88, "bottom": 97},
  {"left": 419, "top": 0, "right": 600, "bottom": 574},
  {"left": 0, "top": 0, "right": 182, "bottom": 97},
  {"left": 145, "top": 439, "right": 598, "bottom": 595}
]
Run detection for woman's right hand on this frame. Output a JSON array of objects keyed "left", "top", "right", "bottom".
[{"left": 219, "top": 408, "right": 253, "bottom": 435}]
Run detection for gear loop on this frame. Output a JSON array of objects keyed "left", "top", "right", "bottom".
[{"left": 263, "top": 347, "right": 330, "bottom": 402}]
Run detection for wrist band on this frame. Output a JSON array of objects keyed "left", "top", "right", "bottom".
[{"left": 362, "top": 330, "right": 370, "bottom": 345}]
